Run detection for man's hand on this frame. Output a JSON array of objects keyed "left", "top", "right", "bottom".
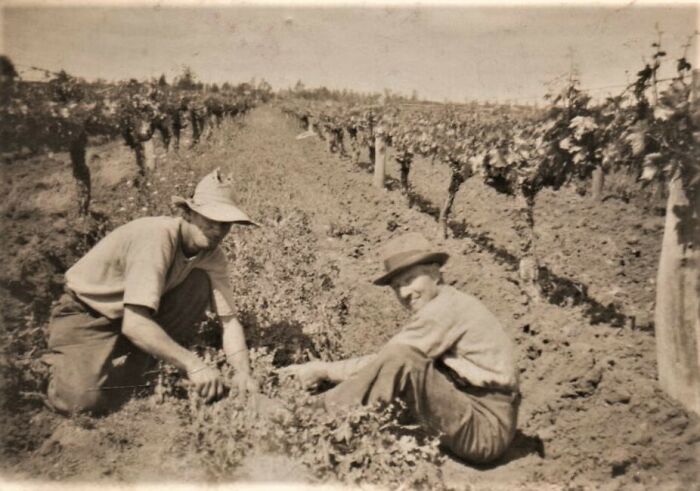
[
  {"left": 231, "top": 371, "right": 260, "bottom": 399},
  {"left": 278, "top": 360, "right": 328, "bottom": 390},
  {"left": 187, "top": 364, "right": 226, "bottom": 403},
  {"left": 122, "top": 305, "right": 227, "bottom": 404}
]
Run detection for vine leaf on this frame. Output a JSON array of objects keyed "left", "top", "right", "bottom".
[
  {"left": 677, "top": 57, "right": 692, "bottom": 72},
  {"left": 640, "top": 152, "right": 663, "bottom": 181},
  {"left": 653, "top": 105, "right": 675, "bottom": 122}
]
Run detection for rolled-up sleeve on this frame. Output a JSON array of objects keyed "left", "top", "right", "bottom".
[{"left": 123, "top": 231, "right": 173, "bottom": 313}]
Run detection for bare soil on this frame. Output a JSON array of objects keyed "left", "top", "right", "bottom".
[{"left": 1, "top": 105, "right": 698, "bottom": 489}]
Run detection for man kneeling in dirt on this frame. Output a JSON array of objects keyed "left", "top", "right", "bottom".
[
  {"left": 43, "top": 169, "right": 259, "bottom": 415},
  {"left": 281, "top": 233, "right": 520, "bottom": 464}
]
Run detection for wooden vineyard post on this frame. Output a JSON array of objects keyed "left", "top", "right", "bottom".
[
  {"left": 655, "top": 70, "right": 700, "bottom": 415},
  {"left": 306, "top": 116, "right": 314, "bottom": 133},
  {"left": 590, "top": 165, "right": 605, "bottom": 201},
  {"left": 373, "top": 133, "right": 387, "bottom": 189},
  {"left": 325, "top": 125, "right": 334, "bottom": 153},
  {"left": 143, "top": 138, "right": 156, "bottom": 172},
  {"left": 655, "top": 174, "right": 700, "bottom": 415}
]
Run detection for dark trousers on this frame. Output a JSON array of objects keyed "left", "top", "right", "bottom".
[
  {"left": 323, "top": 344, "right": 520, "bottom": 463},
  {"left": 44, "top": 270, "right": 211, "bottom": 415}
]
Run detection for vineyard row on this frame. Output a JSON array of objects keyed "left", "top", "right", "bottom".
[
  {"left": 279, "top": 47, "right": 699, "bottom": 414},
  {"left": 1, "top": 67, "right": 273, "bottom": 214}
]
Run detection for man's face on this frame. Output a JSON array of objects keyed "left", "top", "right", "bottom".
[
  {"left": 390, "top": 263, "right": 441, "bottom": 313},
  {"left": 187, "top": 211, "right": 232, "bottom": 252}
]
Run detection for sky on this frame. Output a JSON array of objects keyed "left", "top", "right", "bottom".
[{"left": 1, "top": 1, "right": 698, "bottom": 103}]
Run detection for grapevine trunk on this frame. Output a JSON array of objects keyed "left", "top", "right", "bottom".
[
  {"left": 439, "top": 168, "right": 465, "bottom": 239},
  {"left": 590, "top": 166, "right": 605, "bottom": 202},
  {"left": 514, "top": 191, "right": 543, "bottom": 303},
  {"left": 68, "top": 131, "right": 90, "bottom": 216},
  {"left": 398, "top": 156, "right": 412, "bottom": 207}
]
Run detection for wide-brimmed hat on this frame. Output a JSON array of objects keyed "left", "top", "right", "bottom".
[
  {"left": 374, "top": 232, "right": 449, "bottom": 286},
  {"left": 172, "top": 168, "right": 259, "bottom": 225}
]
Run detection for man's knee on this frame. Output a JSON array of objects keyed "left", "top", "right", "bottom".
[
  {"left": 447, "top": 431, "right": 511, "bottom": 465},
  {"left": 445, "top": 400, "right": 518, "bottom": 464},
  {"left": 47, "top": 377, "right": 104, "bottom": 415}
]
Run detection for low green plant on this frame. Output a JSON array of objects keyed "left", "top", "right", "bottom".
[{"left": 167, "top": 347, "right": 450, "bottom": 489}]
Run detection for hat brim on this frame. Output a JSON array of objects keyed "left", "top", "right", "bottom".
[
  {"left": 373, "top": 251, "right": 449, "bottom": 286},
  {"left": 172, "top": 196, "right": 260, "bottom": 226}
]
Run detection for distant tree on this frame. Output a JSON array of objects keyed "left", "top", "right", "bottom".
[
  {"left": 158, "top": 74, "right": 168, "bottom": 87},
  {"left": 237, "top": 82, "right": 253, "bottom": 95},
  {"left": 383, "top": 88, "right": 392, "bottom": 102},
  {"left": 175, "top": 66, "right": 199, "bottom": 90},
  {"left": 221, "top": 81, "right": 232, "bottom": 91},
  {"left": 257, "top": 79, "right": 272, "bottom": 93}
]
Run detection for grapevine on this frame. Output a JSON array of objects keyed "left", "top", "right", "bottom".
[
  {"left": 1, "top": 63, "right": 267, "bottom": 215},
  {"left": 280, "top": 38, "right": 698, "bottom": 305}
]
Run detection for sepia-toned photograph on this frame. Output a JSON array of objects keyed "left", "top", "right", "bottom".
[{"left": 1, "top": 0, "right": 698, "bottom": 489}]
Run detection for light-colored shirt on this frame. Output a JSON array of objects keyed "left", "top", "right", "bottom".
[
  {"left": 65, "top": 216, "right": 236, "bottom": 319},
  {"left": 326, "top": 285, "right": 518, "bottom": 391}
]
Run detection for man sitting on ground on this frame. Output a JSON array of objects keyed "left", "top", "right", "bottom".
[
  {"left": 44, "top": 168, "right": 259, "bottom": 414},
  {"left": 281, "top": 232, "right": 520, "bottom": 464}
]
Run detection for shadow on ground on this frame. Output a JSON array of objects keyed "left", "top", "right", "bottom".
[
  {"left": 406, "top": 189, "right": 630, "bottom": 328},
  {"left": 238, "top": 310, "right": 320, "bottom": 366}
]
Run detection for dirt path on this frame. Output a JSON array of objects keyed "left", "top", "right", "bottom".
[
  {"left": 215, "top": 105, "right": 530, "bottom": 355},
  {"left": 3, "top": 105, "right": 698, "bottom": 489}
]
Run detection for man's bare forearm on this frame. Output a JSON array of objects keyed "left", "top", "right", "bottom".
[
  {"left": 325, "top": 354, "right": 377, "bottom": 383},
  {"left": 122, "top": 304, "right": 204, "bottom": 373},
  {"left": 221, "top": 315, "right": 251, "bottom": 375}
]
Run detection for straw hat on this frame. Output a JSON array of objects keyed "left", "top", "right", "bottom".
[
  {"left": 172, "top": 168, "right": 259, "bottom": 225},
  {"left": 374, "top": 232, "right": 449, "bottom": 286}
]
